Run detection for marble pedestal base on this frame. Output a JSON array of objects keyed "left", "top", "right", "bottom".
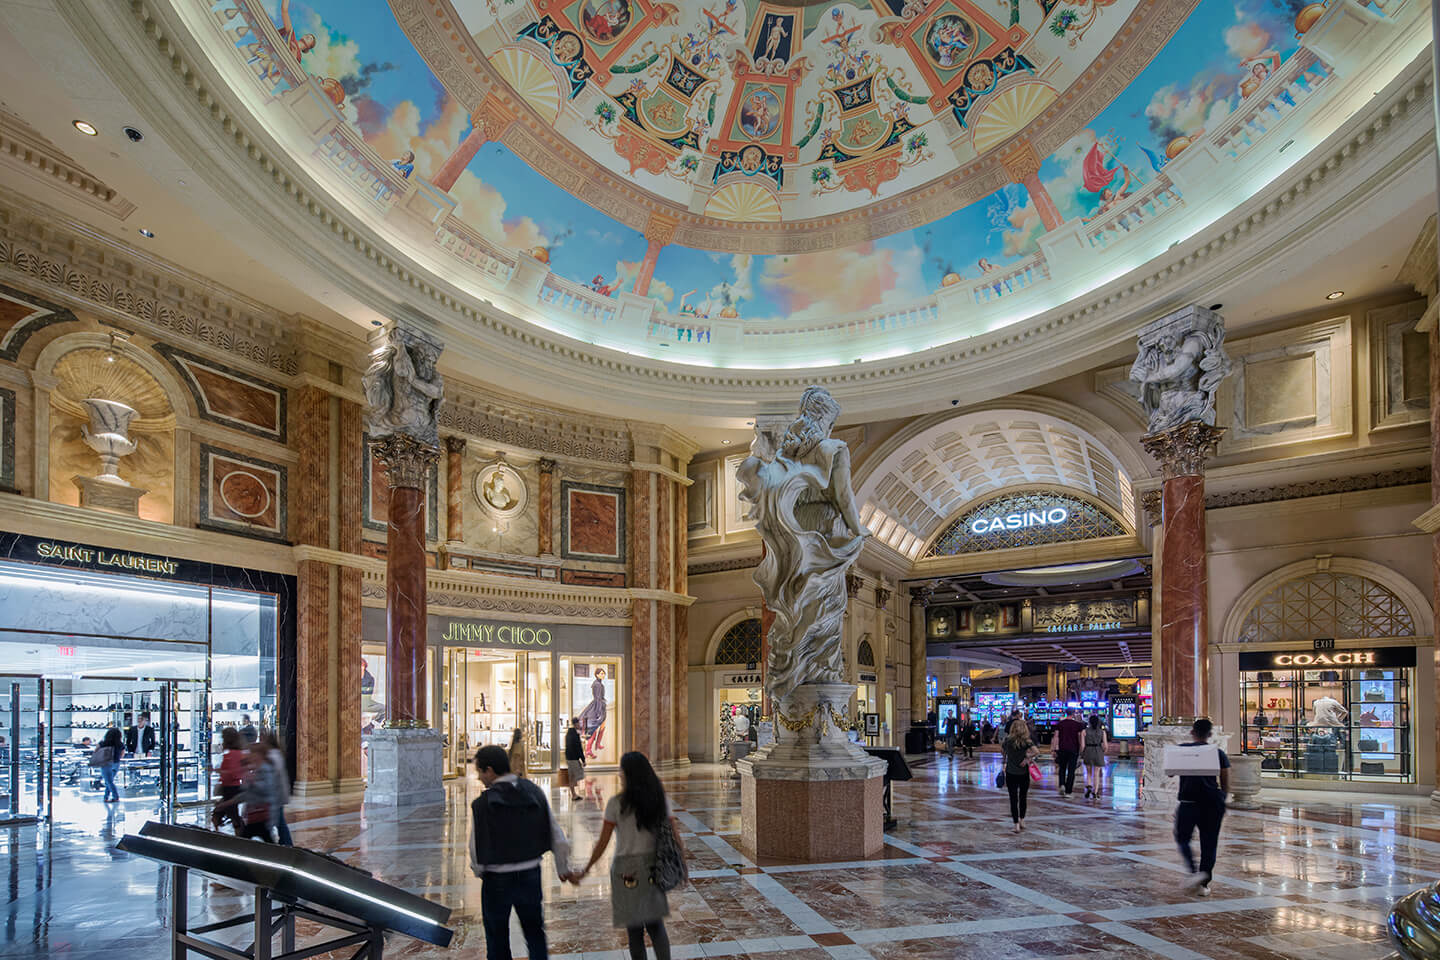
[
  {"left": 363, "top": 728, "right": 445, "bottom": 807},
  {"left": 73, "top": 475, "right": 146, "bottom": 515},
  {"left": 737, "top": 682, "right": 886, "bottom": 860},
  {"left": 1139, "top": 724, "right": 1230, "bottom": 809},
  {"left": 1227, "top": 754, "right": 1263, "bottom": 809}
]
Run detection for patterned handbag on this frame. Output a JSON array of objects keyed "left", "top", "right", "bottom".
[{"left": 652, "top": 819, "right": 688, "bottom": 892}]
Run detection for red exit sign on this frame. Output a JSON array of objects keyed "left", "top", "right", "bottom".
[{"left": 56, "top": 646, "right": 75, "bottom": 656}]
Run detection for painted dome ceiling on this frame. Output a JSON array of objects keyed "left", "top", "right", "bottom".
[{"left": 195, "top": 0, "right": 1422, "bottom": 365}]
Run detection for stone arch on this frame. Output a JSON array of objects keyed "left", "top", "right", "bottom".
[
  {"left": 706, "top": 607, "right": 762, "bottom": 665},
  {"left": 918, "top": 482, "right": 1132, "bottom": 559},
  {"left": 1219, "top": 557, "right": 1433, "bottom": 645}
]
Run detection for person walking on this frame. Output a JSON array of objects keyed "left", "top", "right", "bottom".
[
  {"left": 942, "top": 713, "right": 957, "bottom": 755},
  {"left": 261, "top": 730, "right": 293, "bottom": 845},
  {"left": 508, "top": 728, "right": 528, "bottom": 778},
  {"left": 211, "top": 727, "right": 246, "bottom": 833},
  {"left": 564, "top": 717, "right": 586, "bottom": 801},
  {"left": 1081, "top": 714, "right": 1108, "bottom": 800},
  {"left": 981, "top": 720, "right": 994, "bottom": 745},
  {"left": 1001, "top": 719, "right": 1039, "bottom": 833},
  {"left": 1052, "top": 708, "right": 1085, "bottom": 797},
  {"left": 239, "top": 715, "right": 258, "bottom": 745},
  {"left": 1175, "top": 718, "right": 1229, "bottom": 896},
  {"left": 469, "top": 745, "right": 577, "bottom": 960},
  {"left": 93, "top": 727, "right": 124, "bottom": 803},
  {"left": 213, "top": 741, "right": 281, "bottom": 841},
  {"left": 961, "top": 718, "right": 980, "bottom": 759},
  {"left": 577, "top": 751, "right": 686, "bottom": 960}
]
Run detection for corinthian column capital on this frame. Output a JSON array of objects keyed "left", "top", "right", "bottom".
[
  {"left": 373, "top": 434, "right": 439, "bottom": 490},
  {"left": 1140, "top": 421, "right": 1224, "bottom": 480}
]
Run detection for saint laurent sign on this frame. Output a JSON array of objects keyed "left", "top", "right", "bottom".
[{"left": 35, "top": 540, "right": 180, "bottom": 576}]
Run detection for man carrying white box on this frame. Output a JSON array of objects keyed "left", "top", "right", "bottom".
[{"left": 1163, "top": 717, "right": 1230, "bottom": 896}]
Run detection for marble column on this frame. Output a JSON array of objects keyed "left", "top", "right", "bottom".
[
  {"left": 909, "top": 586, "right": 930, "bottom": 735},
  {"left": 873, "top": 584, "right": 890, "bottom": 743},
  {"left": 444, "top": 436, "right": 465, "bottom": 544},
  {"left": 537, "top": 458, "right": 555, "bottom": 555},
  {"left": 633, "top": 214, "right": 678, "bottom": 297},
  {"left": 374, "top": 434, "right": 436, "bottom": 727},
  {"left": 1141, "top": 489, "right": 1164, "bottom": 716},
  {"left": 1141, "top": 421, "right": 1223, "bottom": 724}
]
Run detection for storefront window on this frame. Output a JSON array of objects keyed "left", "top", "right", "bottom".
[
  {"left": 527, "top": 654, "right": 552, "bottom": 771},
  {"left": 1241, "top": 655, "right": 1414, "bottom": 782},
  {"left": 561, "top": 656, "right": 621, "bottom": 766}
]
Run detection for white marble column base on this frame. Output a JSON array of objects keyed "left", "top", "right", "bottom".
[{"left": 364, "top": 727, "right": 446, "bottom": 806}]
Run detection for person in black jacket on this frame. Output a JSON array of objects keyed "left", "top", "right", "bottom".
[
  {"left": 564, "top": 718, "right": 586, "bottom": 801},
  {"left": 125, "top": 712, "right": 156, "bottom": 757},
  {"left": 470, "top": 745, "right": 577, "bottom": 960}
]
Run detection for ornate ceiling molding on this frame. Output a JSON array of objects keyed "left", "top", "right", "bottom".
[
  {"left": 77, "top": 0, "right": 1437, "bottom": 419},
  {"left": 0, "top": 193, "right": 299, "bottom": 375},
  {"left": 392, "top": 0, "right": 1191, "bottom": 250},
  {"left": 440, "top": 390, "right": 633, "bottom": 465},
  {"left": 0, "top": 110, "right": 136, "bottom": 220}
]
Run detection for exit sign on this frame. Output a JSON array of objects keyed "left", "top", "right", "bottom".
[
  {"left": 1313, "top": 638, "right": 1335, "bottom": 650},
  {"left": 56, "top": 646, "right": 75, "bottom": 656}
]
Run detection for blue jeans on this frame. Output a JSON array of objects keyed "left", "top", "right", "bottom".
[
  {"left": 99, "top": 763, "right": 119, "bottom": 801},
  {"left": 480, "top": 867, "right": 547, "bottom": 960},
  {"left": 274, "top": 808, "right": 292, "bottom": 846}
]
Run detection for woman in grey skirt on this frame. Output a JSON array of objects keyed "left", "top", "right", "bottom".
[
  {"left": 1082, "top": 713, "right": 1108, "bottom": 800},
  {"left": 577, "top": 751, "right": 686, "bottom": 959}
]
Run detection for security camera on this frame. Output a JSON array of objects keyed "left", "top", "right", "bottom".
[
  {"left": 950, "top": 400, "right": 959, "bottom": 406},
  {"left": 123, "top": 126, "right": 144, "bottom": 143}
]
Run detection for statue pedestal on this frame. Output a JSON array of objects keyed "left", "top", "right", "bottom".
[
  {"left": 363, "top": 727, "right": 445, "bottom": 807},
  {"left": 73, "top": 475, "right": 146, "bottom": 516},
  {"left": 1227, "top": 754, "right": 1263, "bottom": 809},
  {"left": 1139, "top": 724, "right": 1230, "bottom": 809},
  {"left": 737, "top": 682, "right": 886, "bottom": 860}
]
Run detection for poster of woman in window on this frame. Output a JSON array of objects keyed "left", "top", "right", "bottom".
[{"left": 572, "top": 662, "right": 616, "bottom": 762}]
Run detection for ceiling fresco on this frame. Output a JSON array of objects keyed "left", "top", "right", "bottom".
[{"left": 203, "top": 0, "right": 1419, "bottom": 364}]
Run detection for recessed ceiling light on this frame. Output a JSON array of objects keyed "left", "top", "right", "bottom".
[
  {"left": 370, "top": 320, "right": 383, "bottom": 327},
  {"left": 1325, "top": 290, "right": 1344, "bottom": 300},
  {"left": 721, "top": 439, "right": 731, "bottom": 445},
  {"left": 137, "top": 228, "right": 154, "bottom": 239},
  {"left": 1208, "top": 303, "right": 1223, "bottom": 311},
  {"left": 72, "top": 120, "right": 98, "bottom": 136}
]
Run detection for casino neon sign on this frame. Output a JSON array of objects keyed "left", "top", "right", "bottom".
[{"left": 970, "top": 507, "right": 1069, "bottom": 535}]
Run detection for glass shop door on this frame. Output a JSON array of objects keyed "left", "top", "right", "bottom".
[{"left": 0, "top": 677, "right": 43, "bottom": 824}]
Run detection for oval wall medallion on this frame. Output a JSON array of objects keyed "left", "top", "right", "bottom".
[{"left": 474, "top": 461, "right": 528, "bottom": 520}]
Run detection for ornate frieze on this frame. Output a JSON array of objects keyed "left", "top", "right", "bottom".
[
  {"left": 438, "top": 396, "right": 631, "bottom": 465},
  {"left": 1205, "top": 466, "right": 1430, "bottom": 510}
]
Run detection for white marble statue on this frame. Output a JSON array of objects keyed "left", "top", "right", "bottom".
[
  {"left": 363, "top": 326, "right": 445, "bottom": 445},
  {"left": 737, "top": 387, "right": 870, "bottom": 704},
  {"left": 1129, "top": 306, "right": 1231, "bottom": 433}
]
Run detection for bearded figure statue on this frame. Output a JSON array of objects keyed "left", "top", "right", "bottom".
[
  {"left": 362, "top": 325, "right": 445, "bottom": 447},
  {"left": 737, "top": 386, "right": 870, "bottom": 706},
  {"left": 1129, "top": 306, "right": 1230, "bottom": 434}
]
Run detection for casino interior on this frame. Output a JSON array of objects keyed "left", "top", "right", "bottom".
[{"left": 1, "top": 0, "right": 1440, "bottom": 956}]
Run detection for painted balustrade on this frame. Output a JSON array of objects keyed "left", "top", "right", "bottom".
[
  {"left": 539, "top": 274, "right": 618, "bottom": 326},
  {"left": 1083, "top": 174, "right": 1183, "bottom": 249},
  {"left": 314, "top": 122, "right": 408, "bottom": 212},
  {"left": 1212, "top": 49, "right": 1331, "bottom": 162},
  {"left": 971, "top": 252, "right": 1050, "bottom": 304},
  {"left": 209, "top": 0, "right": 305, "bottom": 100},
  {"left": 435, "top": 217, "right": 516, "bottom": 282}
]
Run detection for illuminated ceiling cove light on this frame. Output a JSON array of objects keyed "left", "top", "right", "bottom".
[
  {"left": 72, "top": 120, "right": 98, "bottom": 136},
  {"left": 1325, "top": 291, "right": 1344, "bottom": 300}
]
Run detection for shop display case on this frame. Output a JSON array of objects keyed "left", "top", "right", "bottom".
[{"left": 1240, "top": 666, "right": 1412, "bottom": 783}]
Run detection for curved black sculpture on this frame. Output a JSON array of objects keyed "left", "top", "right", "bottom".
[{"left": 1389, "top": 879, "right": 1440, "bottom": 959}]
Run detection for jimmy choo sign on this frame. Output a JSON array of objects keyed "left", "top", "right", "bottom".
[{"left": 439, "top": 621, "right": 553, "bottom": 647}]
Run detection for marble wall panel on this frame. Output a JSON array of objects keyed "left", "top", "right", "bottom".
[
  {"left": 0, "top": 284, "right": 77, "bottom": 360},
  {"left": 563, "top": 480, "right": 626, "bottom": 562},
  {"left": 1216, "top": 316, "right": 1352, "bottom": 453},
  {"left": 686, "top": 460, "right": 717, "bottom": 538},
  {"left": 198, "top": 445, "right": 287, "bottom": 541},
  {"left": 632, "top": 597, "right": 653, "bottom": 756},
  {"left": 290, "top": 388, "right": 330, "bottom": 547},
  {"left": 1243, "top": 355, "right": 1316, "bottom": 427},
  {"left": 296, "top": 558, "right": 332, "bottom": 784},
  {"left": 461, "top": 449, "right": 539, "bottom": 555},
  {"left": 723, "top": 454, "right": 757, "bottom": 533},
  {"left": 0, "top": 386, "right": 14, "bottom": 490},
  {"left": 48, "top": 406, "right": 174, "bottom": 524},
  {"left": 155, "top": 344, "right": 286, "bottom": 442},
  {"left": 1370, "top": 300, "right": 1430, "bottom": 430},
  {"left": 656, "top": 599, "right": 673, "bottom": 763}
]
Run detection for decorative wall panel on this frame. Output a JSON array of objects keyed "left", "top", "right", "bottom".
[
  {"left": 562, "top": 480, "right": 625, "bottom": 562},
  {"left": 0, "top": 284, "right": 76, "bottom": 360},
  {"left": 199, "top": 444, "right": 288, "bottom": 541},
  {"left": 155, "top": 344, "right": 287, "bottom": 441},
  {"left": 0, "top": 386, "right": 13, "bottom": 491},
  {"left": 1368, "top": 300, "right": 1429, "bottom": 430},
  {"left": 1215, "top": 317, "right": 1352, "bottom": 453},
  {"left": 723, "top": 454, "right": 756, "bottom": 533},
  {"left": 686, "top": 460, "right": 717, "bottom": 538}
]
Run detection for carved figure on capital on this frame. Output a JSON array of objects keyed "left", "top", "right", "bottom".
[
  {"left": 363, "top": 325, "right": 445, "bottom": 446},
  {"left": 737, "top": 386, "right": 870, "bottom": 704},
  {"left": 1129, "top": 306, "right": 1231, "bottom": 434}
]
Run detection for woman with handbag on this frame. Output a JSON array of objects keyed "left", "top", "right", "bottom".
[
  {"left": 577, "top": 751, "right": 687, "bottom": 959},
  {"left": 93, "top": 727, "right": 124, "bottom": 803},
  {"left": 1001, "top": 719, "right": 1040, "bottom": 833}
]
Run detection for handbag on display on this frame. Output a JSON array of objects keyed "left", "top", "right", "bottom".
[
  {"left": 1358, "top": 738, "right": 1381, "bottom": 753},
  {"left": 1363, "top": 688, "right": 1385, "bottom": 702},
  {"left": 1261, "top": 757, "right": 1282, "bottom": 770},
  {"left": 652, "top": 820, "right": 688, "bottom": 892},
  {"left": 1360, "top": 761, "right": 1386, "bottom": 776},
  {"left": 1318, "top": 670, "right": 1340, "bottom": 682},
  {"left": 1256, "top": 671, "right": 1275, "bottom": 682},
  {"left": 1362, "top": 670, "right": 1385, "bottom": 681},
  {"left": 1253, "top": 712, "right": 1269, "bottom": 727}
]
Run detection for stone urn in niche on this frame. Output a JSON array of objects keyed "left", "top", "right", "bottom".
[{"left": 73, "top": 398, "right": 147, "bottom": 515}]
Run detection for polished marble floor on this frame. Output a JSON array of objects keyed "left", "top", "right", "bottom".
[{"left": 1, "top": 752, "right": 1436, "bottom": 959}]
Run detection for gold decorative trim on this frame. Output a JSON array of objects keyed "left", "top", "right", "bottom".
[{"left": 776, "top": 705, "right": 818, "bottom": 732}]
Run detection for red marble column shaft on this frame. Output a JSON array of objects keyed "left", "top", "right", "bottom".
[
  {"left": 444, "top": 437, "right": 465, "bottom": 542},
  {"left": 433, "top": 126, "right": 489, "bottom": 192},
  {"left": 538, "top": 460, "right": 555, "bottom": 555},
  {"left": 296, "top": 559, "right": 331, "bottom": 784},
  {"left": 1160, "top": 473, "right": 1208, "bottom": 721},
  {"left": 673, "top": 484, "right": 689, "bottom": 763},
  {"left": 630, "top": 469, "right": 654, "bottom": 755},
  {"left": 387, "top": 484, "right": 429, "bottom": 726},
  {"left": 338, "top": 399, "right": 365, "bottom": 781},
  {"left": 1430, "top": 321, "right": 1439, "bottom": 799}
]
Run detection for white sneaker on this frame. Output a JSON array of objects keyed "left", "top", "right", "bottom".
[{"left": 1197, "top": 882, "right": 1212, "bottom": 897}]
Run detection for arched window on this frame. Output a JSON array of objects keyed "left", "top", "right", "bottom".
[
  {"left": 715, "top": 618, "right": 762, "bottom": 665},
  {"left": 925, "top": 491, "right": 1126, "bottom": 556},
  {"left": 856, "top": 637, "right": 875, "bottom": 667},
  {"left": 1238, "top": 572, "right": 1417, "bottom": 643}
]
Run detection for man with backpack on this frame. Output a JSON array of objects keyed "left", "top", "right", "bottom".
[{"left": 469, "top": 745, "right": 578, "bottom": 960}]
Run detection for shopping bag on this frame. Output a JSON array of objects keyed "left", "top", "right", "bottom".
[
  {"left": 1027, "top": 762, "right": 1042, "bottom": 783},
  {"left": 557, "top": 766, "right": 570, "bottom": 788},
  {"left": 1162, "top": 743, "right": 1220, "bottom": 776},
  {"left": 994, "top": 769, "right": 1006, "bottom": 788}
]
